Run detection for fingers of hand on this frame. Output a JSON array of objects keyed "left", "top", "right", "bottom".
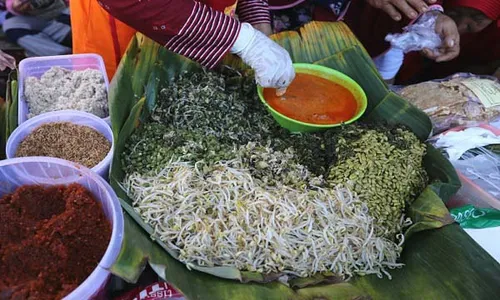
[
  {"left": 392, "top": 0, "right": 420, "bottom": 19},
  {"left": 434, "top": 16, "right": 460, "bottom": 61},
  {"left": 407, "top": 0, "right": 429, "bottom": 14},
  {"left": 435, "top": 44, "right": 459, "bottom": 62},
  {"left": 276, "top": 57, "right": 295, "bottom": 88},
  {"left": 421, "top": 48, "right": 438, "bottom": 60},
  {"left": 254, "top": 50, "right": 294, "bottom": 88},
  {"left": 383, "top": 4, "right": 403, "bottom": 21}
]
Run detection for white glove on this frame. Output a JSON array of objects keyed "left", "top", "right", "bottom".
[{"left": 231, "top": 23, "right": 295, "bottom": 89}]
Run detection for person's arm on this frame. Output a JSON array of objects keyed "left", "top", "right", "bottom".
[
  {"left": 237, "top": 0, "right": 272, "bottom": 35},
  {"left": 237, "top": 0, "right": 270, "bottom": 26},
  {"left": 99, "top": 0, "right": 240, "bottom": 68},
  {"left": 98, "top": 0, "right": 294, "bottom": 88}
]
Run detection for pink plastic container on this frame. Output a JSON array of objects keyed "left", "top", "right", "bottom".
[
  {"left": 0, "top": 157, "right": 124, "bottom": 300},
  {"left": 18, "top": 54, "right": 110, "bottom": 125},
  {"left": 436, "top": 124, "right": 500, "bottom": 210}
]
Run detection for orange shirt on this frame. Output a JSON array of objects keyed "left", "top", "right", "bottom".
[{"left": 70, "top": 0, "right": 136, "bottom": 80}]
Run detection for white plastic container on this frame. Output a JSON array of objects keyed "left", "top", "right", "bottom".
[
  {"left": 6, "top": 110, "right": 114, "bottom": 179},
  {"left": 18, "top": 54, "right": 110, "bottom": 125},
  {"left": 0, "top": 157, "right": 124, "bottom": 300}
]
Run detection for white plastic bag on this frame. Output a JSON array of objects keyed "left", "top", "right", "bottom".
[{"left": 385, "top": 13, "right": 442, "bottom": 53}]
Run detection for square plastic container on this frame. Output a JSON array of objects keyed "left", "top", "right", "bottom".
[{"left": 18, "top": 54, "right": 110, "bottom": 125}]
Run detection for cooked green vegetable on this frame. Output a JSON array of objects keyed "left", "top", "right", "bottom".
[
  {"left": 152, "top": 70, "right": 284, "bottom": 144},
  {"left": 123, "top": 123, "right": 235, "bottom": 175},
  {"left": 327, "top": 126, "right": 428, "bottom": 237}
]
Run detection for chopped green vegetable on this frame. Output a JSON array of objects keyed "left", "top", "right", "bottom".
[{"left": 327, "top": 126, "right": 428, "bottom": 237}]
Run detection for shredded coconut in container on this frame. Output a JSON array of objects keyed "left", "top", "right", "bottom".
[{"left": 24, "top": 66, "right": 108, "bottom": 118}]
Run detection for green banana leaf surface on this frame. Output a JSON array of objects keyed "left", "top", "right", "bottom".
[
  {"left": 0, "top": 70, "right": 18, "bottom": 159},
  {"left": 108, "top": 22, "right": 500, "bottom": 299}
]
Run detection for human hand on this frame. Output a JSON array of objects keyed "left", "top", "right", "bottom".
[
  {"left": 366, "top": 0, "right": 437, "bottom": 21},
  {"left": 422, "top": 13, "right": 460, "bottom": 62},
  {"left": 12, "top": 0, "right": 33, "bottom": 13},
  {"left": 0, "top": 50, "right": 16, "bottom": 71},
  {"left": 231, "top": 23, "right": 295, "bottom": 89},
  {"left": 253, "top": 23, "right": 273, "bottom": 36}
]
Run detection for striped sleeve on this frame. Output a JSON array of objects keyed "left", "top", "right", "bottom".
[
  {"left": 237, "top": 0, "right": 271, "bottom": 26},
  {"left": 98, "top": 0, "right": 241, "bottom": 69}
]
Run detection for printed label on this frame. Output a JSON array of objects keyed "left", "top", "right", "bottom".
[{"left": 462, "top": 79, "right": 500, "bottom": 109}]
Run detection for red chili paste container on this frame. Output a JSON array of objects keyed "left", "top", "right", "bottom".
[{"left": 0, "top": 157, "right": 124, "bottom": 299}]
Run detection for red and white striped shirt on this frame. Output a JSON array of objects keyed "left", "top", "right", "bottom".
[{"left": 98, "top": 0, "right": 270, "bottom": 69}]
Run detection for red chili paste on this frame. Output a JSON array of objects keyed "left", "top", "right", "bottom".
[{"left": 0, "top": 184, "right": 111, "bottom": 300}]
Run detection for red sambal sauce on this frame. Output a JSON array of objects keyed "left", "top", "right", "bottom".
[
  {"left": 0, "top": 184, "right": 111, "bottom": 300},
  {"left": 263, "top": 73, "right": 358, "bottom": 124}
]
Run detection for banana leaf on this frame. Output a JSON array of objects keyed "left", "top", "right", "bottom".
[
  {"left": 0, "top": 96, "right": 6, "bottom": 160},
  {"left": 108, "top": 21, "right": 500, "bottom": 299},
  {"left": 0, "top": 70, "right": 18, "bottom": 159}
]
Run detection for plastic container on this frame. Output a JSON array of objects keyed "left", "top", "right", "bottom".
[
  {"left": 0, "top": 157, "right": 124, "bottom": 300},
  {"left": 257, "top": 63, "right": 367, "bottom": 133},
  {"left": 437, "top": 124, "right": 500, "bottom": 210},
  {"left": 6, "top": 110, "right": 114, "bottom": 179},
  {"left": 18, "top": 54, "right": 110, "bottom": 125}
]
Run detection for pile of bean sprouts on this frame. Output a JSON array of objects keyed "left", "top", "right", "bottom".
[{"left": 124, "top": 159, "right": 408, "bottom": 279}]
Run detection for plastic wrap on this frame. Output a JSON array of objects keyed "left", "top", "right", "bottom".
[
  {"left": 385, "top": 13, "right": 442, "bottom": 53},
  {"left": 393, "top": 73, "right": 500, "bottom": 134},
  {"left": 430, "top": 125, "right": 500, "bottom": 209},
  {"left": 453, "top": 147, "right": 500, "bottom": 199}
]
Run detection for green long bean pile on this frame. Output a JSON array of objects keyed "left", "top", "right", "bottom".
[{"left": 122, "top": 70, "right": 428, "bottom": 280}]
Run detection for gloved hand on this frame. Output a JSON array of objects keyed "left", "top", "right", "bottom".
[
  {"left": 0, "top": 50, "right": 16, "bottom": 71},
  {"left": 231, "top": 23, "right": 295, "bottom": 89}
]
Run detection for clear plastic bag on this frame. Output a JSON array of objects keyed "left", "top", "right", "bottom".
[
  {"left": 385, "top": 12, "right": 442, "bottom": 53},
  {"left": 453, "top": 147, "right": 500, "bottom": 199},
  {"left": 429, "top": 126, "right": 500, "bottom": 204},
  {"left": 393, "top": 73, "right": 500, "bottom": 134}
]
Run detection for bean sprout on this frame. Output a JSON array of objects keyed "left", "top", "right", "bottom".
[{"left": 124, "top": 159, "right": 406, "bottom": 279}]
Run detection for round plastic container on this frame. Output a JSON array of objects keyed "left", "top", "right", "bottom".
[
  {"left": 0, "top": 157, "right": 124, "bottom": 300},
  {"left": 6, "top": 110, "right": 114, "bottom": 179},
  {"left": 257, "top": 63, "right": 367, "bottom": 133}
]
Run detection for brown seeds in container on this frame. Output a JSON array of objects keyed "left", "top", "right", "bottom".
[{"left": 16, "top": 122, "right": 111, "bottom": 168}]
